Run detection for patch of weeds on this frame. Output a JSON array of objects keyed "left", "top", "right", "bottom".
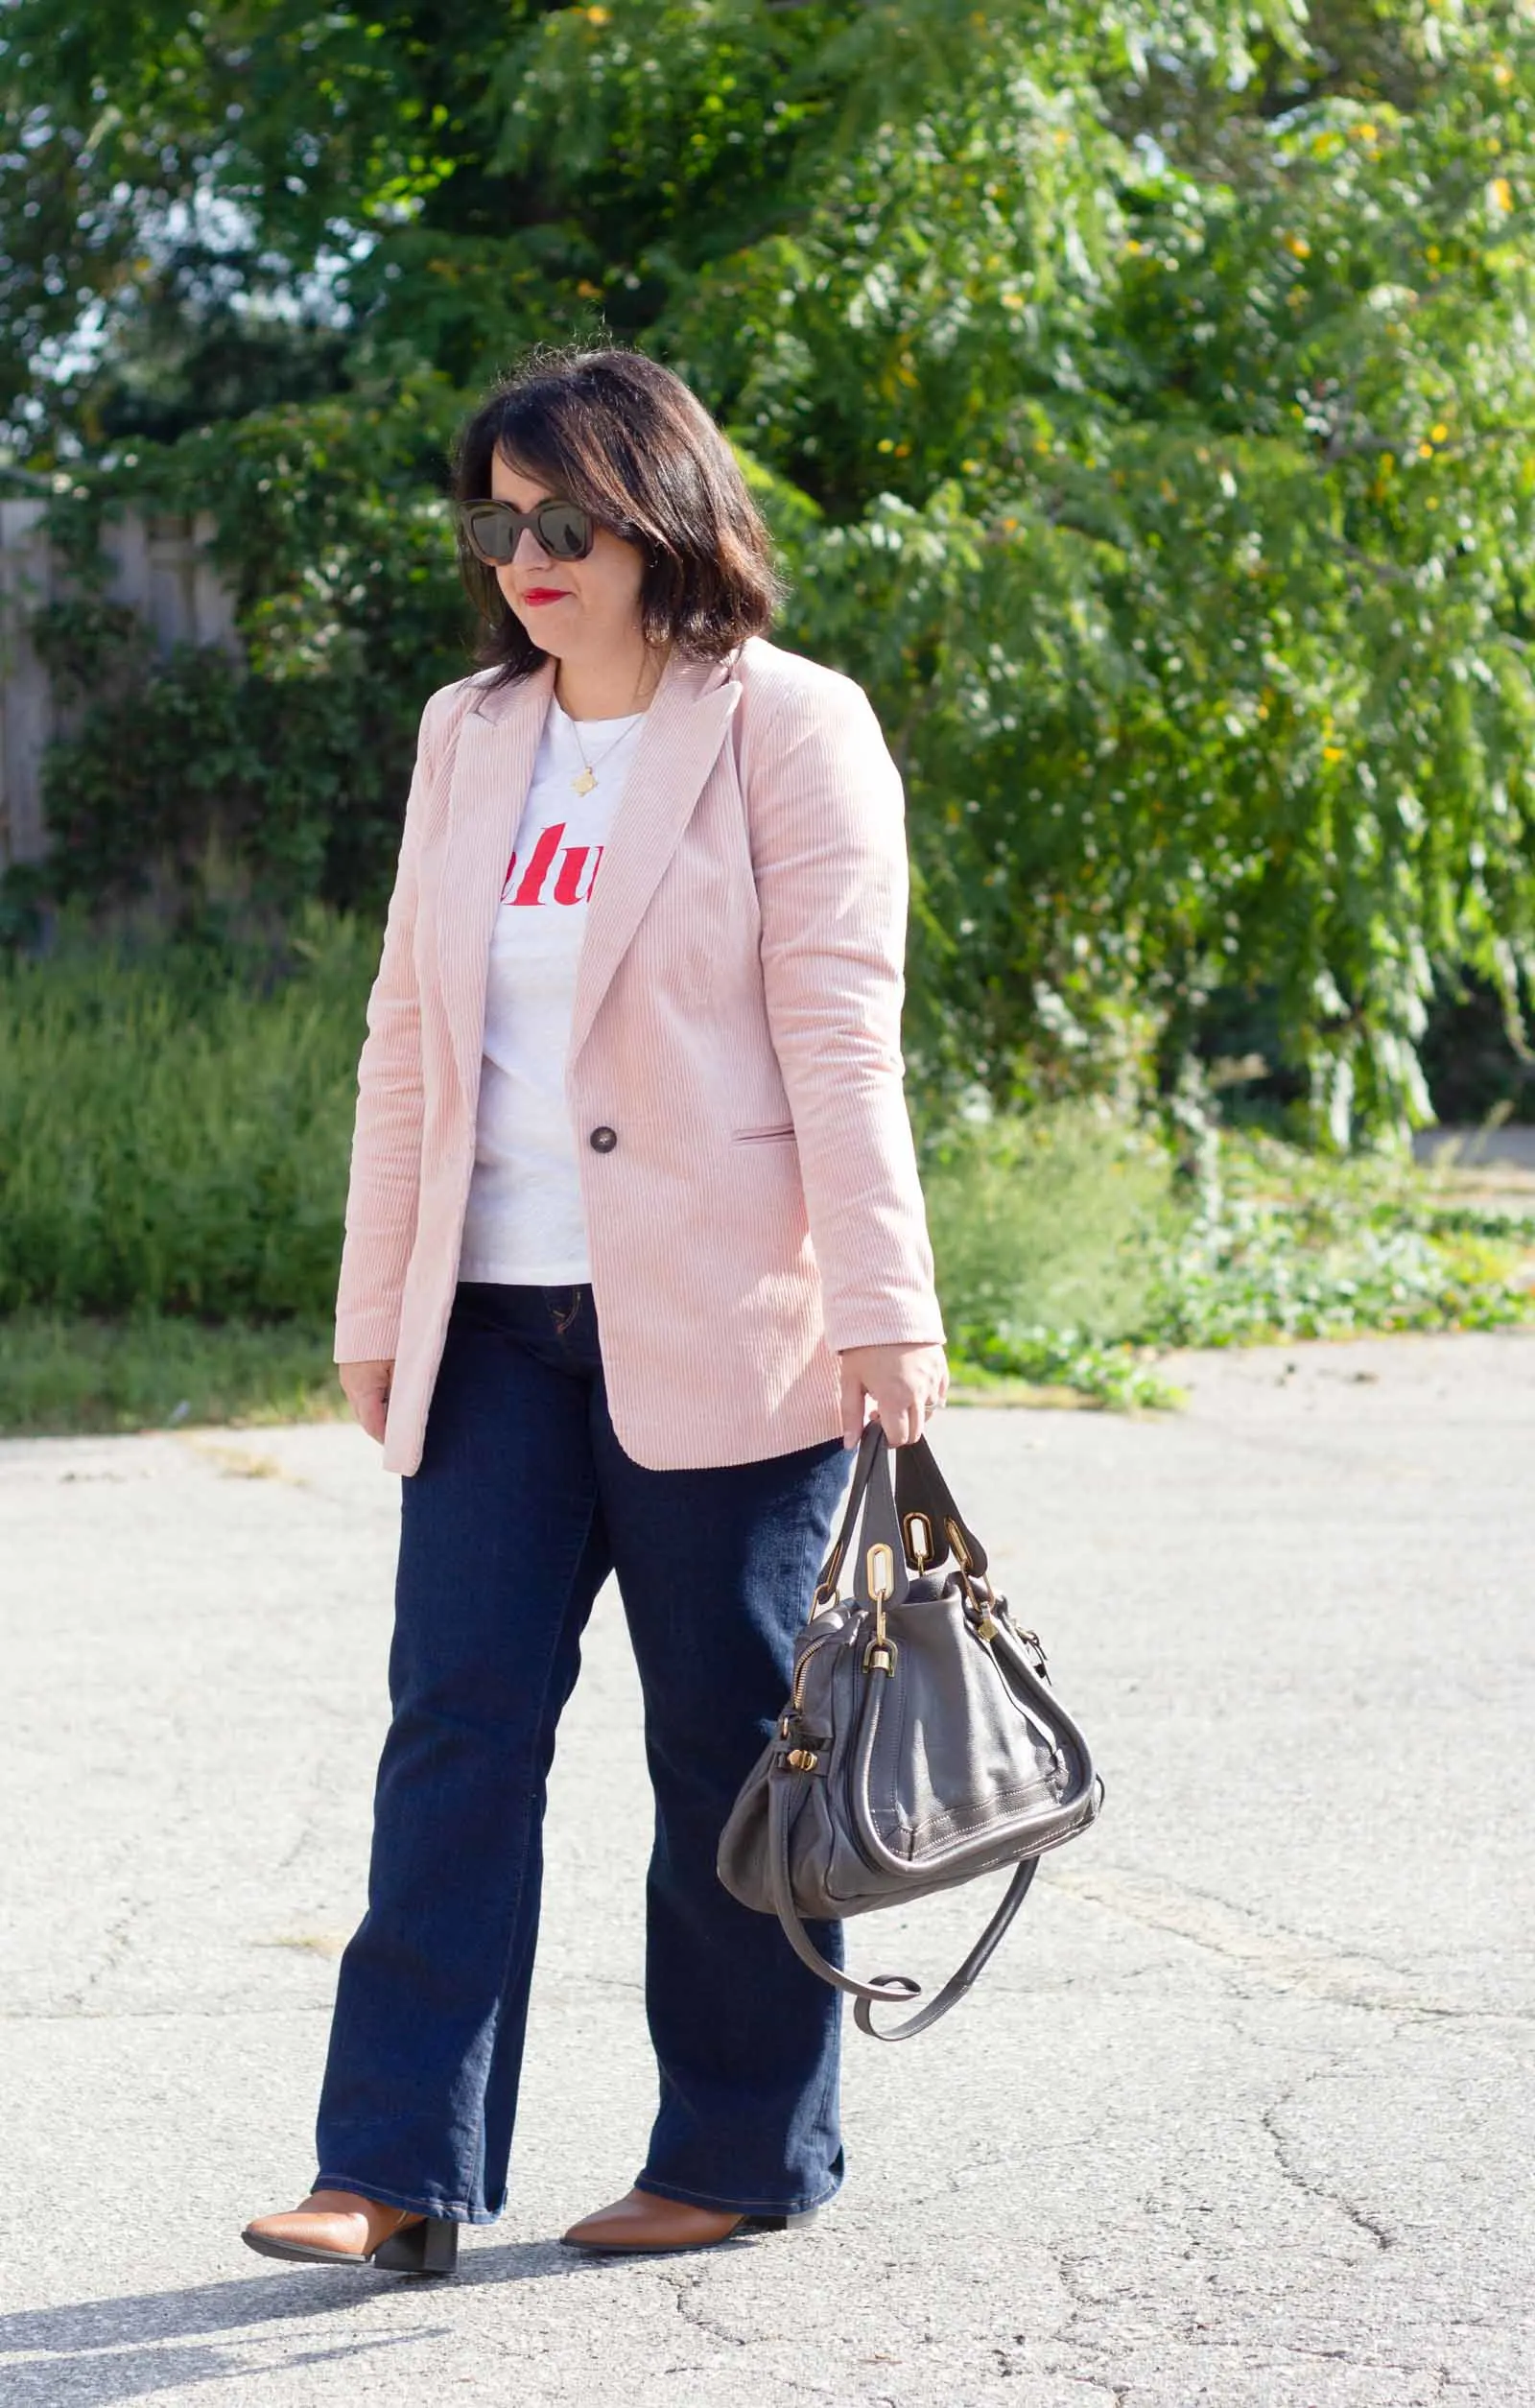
[
  {"left": 947, "top": 1322, "right": 1184, "bottom": 1409},
  {"left": 1147, "top": 1132, "right": 1535, "bottom": 1348}
]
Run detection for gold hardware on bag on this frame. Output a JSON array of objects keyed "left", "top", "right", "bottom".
[
  {"left": 791, "top": 1633, "right": 834, "bottom": 1711},
  {"left": 903, "top": 1511, "right": 933, "bottom": 1570},
  {"left": 862, "top": 1545, "right": 899, "bottom": 1674},
  {"left": 946, "top": 1518, "right": 974, "bottom": 1572},
  {"left": 787, "top": 1747, "right": 819, "bottom": 1772},
  {"left": 862, "top": 1592, "right": 899, "bottom": 1677},
  {"left": 961, "top": 1563, "right": 999, "bottom": 1643}
]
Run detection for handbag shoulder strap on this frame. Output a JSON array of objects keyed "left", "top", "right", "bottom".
[{"left": 766, "top": 1777, "right": 1039, "bottom": 2041}]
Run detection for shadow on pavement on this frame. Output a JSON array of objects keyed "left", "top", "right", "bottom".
[
  {"left": 0, "top": 2330, "right": 436, "bottom": 2404},
  {"left": 0, "top": 2239, "right": 592, "bottom": 2399}
]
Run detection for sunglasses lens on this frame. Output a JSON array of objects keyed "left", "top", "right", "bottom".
[
  {"left": 464, "top": 506, "right": 516, "bottom": 564},
  {"left": 538, "top": 502, "right": 594, "bottom": 559}
]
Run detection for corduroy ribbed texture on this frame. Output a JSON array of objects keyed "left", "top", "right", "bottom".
[{"left": 334, "top": 632, "right": 946, "bottom": 1474}]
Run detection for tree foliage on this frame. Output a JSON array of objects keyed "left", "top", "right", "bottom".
[{"left": 4, "top": 0, "right": 1535, "bottom": 1137}]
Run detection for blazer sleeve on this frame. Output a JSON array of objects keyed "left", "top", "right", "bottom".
[
  {"left": 332, "top": 690, "right": 450, "bottom": 1364},
  {"left": 744, "top": 671, "right": 946, "bottom": 1355}
]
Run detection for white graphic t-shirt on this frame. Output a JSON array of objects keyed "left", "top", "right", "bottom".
[{"left": 458, "top": 695, "right": 646, "bottom": 1284}]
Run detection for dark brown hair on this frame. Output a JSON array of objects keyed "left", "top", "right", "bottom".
[{"left": 449, "top": 343, "right": 785, "bottom": 689}]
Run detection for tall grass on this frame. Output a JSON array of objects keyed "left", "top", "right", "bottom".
[
  {"left": 0, "top": 1309, "right": 344, "bottom": 1436},
  {"left": 923, "top": 1103, "right": 1181, "bottom": 1349},
  {"left": 0, "top": 904, "right": 375, "bottom": 1317}
]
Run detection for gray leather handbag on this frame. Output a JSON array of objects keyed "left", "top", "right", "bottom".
[{"left": 718, "top": 1421, "right": 1104, "bottom": 2041}]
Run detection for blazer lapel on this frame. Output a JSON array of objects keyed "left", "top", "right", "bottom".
[
  {"left": 438, "top": 655, "right": 556, "bottom": 1108},
  {"left": 567, "top": 645, "right": 740, "bottom": 1065}
]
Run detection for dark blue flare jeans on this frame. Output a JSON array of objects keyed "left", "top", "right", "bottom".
[{"left": 313, "top": 1280, "right": 852, "bottom": 2226}]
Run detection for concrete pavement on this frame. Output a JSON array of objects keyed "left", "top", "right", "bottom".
[{"left": 2, "top": 1329, "right": 1532, "bottom": 2405}]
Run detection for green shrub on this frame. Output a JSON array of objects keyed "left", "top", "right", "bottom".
[
  {"left": 1145, "top": 1133, "right": 1535, "bottom": 1348},
  {"left": 924, "top": 1102, "right": 1183, "bottom": 1349},
  {"left": 0, "top": 903, "right": 375, "bottom": 1317},
  {"left": 926, "top": 1108, "right": 1535, "bottom": 1401}
]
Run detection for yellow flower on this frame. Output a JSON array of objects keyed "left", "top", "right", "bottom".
[
  {"left": 1283, "top": 232, "right": 1311, "bottom": 259},
  {"left": 586, "top": 4, "right": 610, "bottom": 18},
  {"left": 1491, "top": 177, "right": 1515, "bottom": 215},
  {"left": 877, "top": 437, "right": 895, "bottom": 453},
  {"left": 1430, "top": 422, "right": 1450, "bottom": 443},
  {"left": 1425, "top": 245, "right": 1441, "bottom": 264},
  {"left": 1356, "top": 123, "right": 1378, "bottom": 142},
  {"left": 1419, "top": 441, "right": 1434, "bottom": 458},
  {"left": 1323, "top": 744, "right": 1346, "bottom": 764}
]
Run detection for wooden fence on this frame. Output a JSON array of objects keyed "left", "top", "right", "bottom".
[{"left": 0, "top": 502, "right": 239, "bottom": 872}]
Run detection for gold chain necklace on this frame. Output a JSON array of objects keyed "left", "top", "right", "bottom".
[
  {"left": 560, "top": 646, "right": 669, "bottom": 794},
  {"left": 566, "top": 712, "right": 640, "bottom": 797}
]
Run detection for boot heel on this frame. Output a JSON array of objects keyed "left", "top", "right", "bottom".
[
  {"left": 743, "top": 2206, "right": 819, "bottom": 2234},
  {"left": 373, "top": 2215, "right": 460, "bottom": 2275}
]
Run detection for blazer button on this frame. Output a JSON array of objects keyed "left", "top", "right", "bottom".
[{"left": 588, "top": 1124, "right": 618, "bottom": 1152}]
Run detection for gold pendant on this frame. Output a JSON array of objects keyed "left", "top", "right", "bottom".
[{"left": 571, "top": 767, "right": 597, "bottom": 795}]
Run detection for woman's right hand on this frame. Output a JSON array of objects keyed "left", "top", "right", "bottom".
[{"left": 339, "top": 1358, "right": 394, "bottom": 1445}]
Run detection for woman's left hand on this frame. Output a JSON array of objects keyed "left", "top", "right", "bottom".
[{"left": 838, "top": 1342, "right": 949, "bottom": 1450}]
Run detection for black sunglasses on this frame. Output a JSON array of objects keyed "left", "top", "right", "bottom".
[{"left": 458, "top": 497, "right": 597, "bottom": 566}]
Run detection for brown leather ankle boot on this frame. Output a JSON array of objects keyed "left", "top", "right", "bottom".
[
  {"left": 242, "top": 2188, "right": 459, "bottom": 2274},
  {"left": 560, "top": 2185, "right": 817, "bottom": 2254}
]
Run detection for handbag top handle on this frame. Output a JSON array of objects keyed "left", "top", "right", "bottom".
[{"left": 812, "top": 1425, "right": 991, "bottom": 1617}]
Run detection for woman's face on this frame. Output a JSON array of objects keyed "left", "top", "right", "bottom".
[{"left": 488, "top": 451, "right": 648, "bottom": 660}]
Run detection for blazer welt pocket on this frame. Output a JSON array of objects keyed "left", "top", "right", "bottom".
[{"left": 730, "top": 1122, "right": 797, "bottom": 1145}]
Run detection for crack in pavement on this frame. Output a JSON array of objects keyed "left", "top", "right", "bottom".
[
  {"left": 1261, "top": 2089, "right": 1395, "bottom": 2255},
  {"left": 1042, "top": 1861, "right": 1531, "bottom": 2025},
  {"left": 54, "top": 1896, "right": 149, "bottom": 2017},
  {"left": 665, "top": 2264, "right": 750, "bottom": 2352}
]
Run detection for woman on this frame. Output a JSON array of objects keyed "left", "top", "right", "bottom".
[{"left": 241, "top": 343, "right": 948, "bottom": 2276}]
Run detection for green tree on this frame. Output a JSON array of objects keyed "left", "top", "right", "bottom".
[{"left": 4, "top": 0, "right": 1534, "bottom": 1140}]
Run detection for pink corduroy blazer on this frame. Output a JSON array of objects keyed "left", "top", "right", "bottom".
[{"left": 334, "top": 630, "right": 946, "bottom": 1475}]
